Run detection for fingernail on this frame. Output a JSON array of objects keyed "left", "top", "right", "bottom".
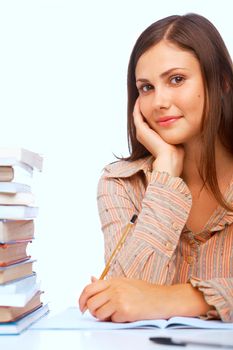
[{"left": 82, "top": 306, "right": 87, "bottom": 314}]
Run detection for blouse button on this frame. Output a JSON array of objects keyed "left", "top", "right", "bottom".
[
  {"left": 165, "top": 241, "right": 174, "bottom": 251},
  {"left": 186, "top": 256, "right": 194, "bottom": 264},
  {"left": 172, "top": 222, "right": 179, "bottom": 231}
]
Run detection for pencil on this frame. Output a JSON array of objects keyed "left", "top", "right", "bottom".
[
  {"left": 81, "top": 214, "right": 138, "bottom": 314},
  {"left": 99, "top": 214, "right": 138, "bottom": 280}
]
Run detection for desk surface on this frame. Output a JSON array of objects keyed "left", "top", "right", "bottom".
[
  {"left": 1, "top": 307, "right": 233, "bottom": 350},
  {"left": 1, "top": 328, "right": 233, "bottom": 350}
]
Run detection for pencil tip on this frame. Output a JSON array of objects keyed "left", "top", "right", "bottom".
[{"left": 130, "top": 214, "right": 138, "bottom": 223}]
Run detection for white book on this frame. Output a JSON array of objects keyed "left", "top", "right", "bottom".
[
  {"left": 0, "top": 182, "right": 31, "bottom": 194},
  {"left": 0, "top": 206, "right": 38, "bottom": 219},
  {"left": 0, "top": 284, "right": 40, "bottom": 307},
  {"left": 0, "top": 164, "right": 33, "bottom": 186},
  {"left": 0, "top": 148, "right": 43, "bottom": 171},
  {"left": 0, "top": 304, "right": 49, "bottom": 335},
  {"left": 0, "top": 192, "right": 35, "bottom": 206},
  {"left": 31, "top": 307, "right": 233, "bottom": 330},
  {"left": 0, "top": 274, "right": 36, "bottom": 294},
  {"left": 12, "top": 162, "right": 33, "bottom": 176}
]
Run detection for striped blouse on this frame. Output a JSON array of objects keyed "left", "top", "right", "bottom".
[{"left": 97, "top": 155, "right": 233, "bottom": 322}]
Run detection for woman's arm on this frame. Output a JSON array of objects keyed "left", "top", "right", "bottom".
[
  {"left": 98, "top": 170, "right": 192, "bottom": 283},
  {"left": 79, "top": 278, "right": 212, "bottom": 322},
  {"left": 190, "top": 277, "right": 233, "bottom": 322},
  {"left": 96, "top": 100, "right": 191, "bottom": 282}
]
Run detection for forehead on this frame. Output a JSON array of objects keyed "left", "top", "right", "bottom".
[{"left": 135, "top": 40, "right": 200, "bottom": 77}]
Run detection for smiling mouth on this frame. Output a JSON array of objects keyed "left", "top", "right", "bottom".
[{"left": 156, "top": 116, "right": 182, "bottom": 127}]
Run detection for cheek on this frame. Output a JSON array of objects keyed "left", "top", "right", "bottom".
[
  {"left": 186, "top": 93, "right": 204, "bottom": 119},
  {"left": 139, "top": 97, "right": 153, "bottom": 121},
  {"left": 180, "top": 83, "right": 205, "bottom": 113},
  {"left": 176, "top": 90, "right": 204, "bottom": 119}
]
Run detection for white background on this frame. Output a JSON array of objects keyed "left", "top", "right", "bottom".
[{"left": 0, "top": 0, "right": 232, "bottom": 311}]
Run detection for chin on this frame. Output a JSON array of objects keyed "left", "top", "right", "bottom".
[
  {"left": 160, "top": 135, "right": 186, "bottom": 145},
  {"left": 157, "top": 128, "right": 193, "bottom": 145}
]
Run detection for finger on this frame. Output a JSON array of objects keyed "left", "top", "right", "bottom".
[
  {"left": 94, "top": 301, "right": 116, "bottom": 321},
  {"left": 133, "top": 103, "right": 151, "bottom": 134},
  {"left": 81, "top": 305, "right": 88, "bottom": 314},
  {"left": 133, "top": 100, "right": 144, "bottom": 126},
  {"left": 91, "top": 276, "right": 98, "bottom": 283},
  {"left": 111, "top": 310, "right": 130, "bottom": 323},
  {"left": 133, "top": 97, "right": 140, "bottom": 116},
  {"left": 87, "top": 290, "right": 110, "bottom": 315},
  {"left": 79, "top": 280, "right": 109, "bottom": 312}
]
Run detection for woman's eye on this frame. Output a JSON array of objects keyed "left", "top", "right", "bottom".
[
  {"left": 139, "top": 84, "right": 153, "bottom": 93},
  {"left": 170, "top": 75, "right": 184, "bottom": 85}
]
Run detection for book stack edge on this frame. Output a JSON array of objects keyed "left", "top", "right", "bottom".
[{"left": 0, "top": 148, "right": 48, "bottom": 335}]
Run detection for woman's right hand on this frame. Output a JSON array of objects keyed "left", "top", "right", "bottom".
[{"left": 133, "top": 98, "right": 185, "bottom": 177}]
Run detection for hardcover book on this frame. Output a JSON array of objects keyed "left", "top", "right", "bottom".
[
  {"left": 0, "top": 304, "right": 49, "bottom": 334},
  {"left": 0, "top": 240, "right": 31, "bottom": 266},
  {"left": 0, "top": 260, "right": 35, "bottom": 284},
  {"left": 0, "top": 291, "right": 42, "bottom": 322},
  {"left": 0, "top": 220, "right": 34, "bottom": 243}
]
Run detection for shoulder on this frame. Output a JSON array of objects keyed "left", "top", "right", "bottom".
[
  {"left": 103, "top": 159, "right": 135, "bottom": 177},
  {"left": 100, "top": 155, "right": 154, "bottom": 179}
]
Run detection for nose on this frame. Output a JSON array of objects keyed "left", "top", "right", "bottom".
[{"left": 151, "top": 87, "right": 170, "bottom": 110}]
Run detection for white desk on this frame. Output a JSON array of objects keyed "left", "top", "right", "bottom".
[
  {"left": 1, "top": 328, "right": 233, "bottom": 350},
  {"left": 1, "top": 307, "right": 233, "bottom": 350}
]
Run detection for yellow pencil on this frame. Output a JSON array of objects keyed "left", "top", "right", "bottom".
[
  {"left": 81, "top": 214, "right": 137, "bottom": 314},
  {"left": 99, "top": 214, "right": 138, "bottom": 280}
]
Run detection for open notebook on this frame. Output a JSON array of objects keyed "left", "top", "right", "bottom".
[{"left": 30, "top": 307, "right": 233, "bottom": 330}]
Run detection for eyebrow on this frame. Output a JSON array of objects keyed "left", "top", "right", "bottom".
[{"left": 136, "top": 67, "right": 188, "bottom": 83}]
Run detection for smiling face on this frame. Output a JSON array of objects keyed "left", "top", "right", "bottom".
[{"left": 135, "top": 40, "right": 205, "bottom": 145}]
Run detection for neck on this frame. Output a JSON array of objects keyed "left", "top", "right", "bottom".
[
  {"left": 181, "top": 137, "right": 233, "bottom": 186},
  {"left": 181, "top": 138, "right": 202, "bottom": 185}
]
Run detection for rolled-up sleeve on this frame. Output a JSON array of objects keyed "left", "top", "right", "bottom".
[{"left": 190, "top": 277, "right": 233, "bottom": 322}]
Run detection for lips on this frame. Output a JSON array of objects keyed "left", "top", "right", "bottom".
[{"left": 156, "top": 116, "right": 182, "bottom": 127}]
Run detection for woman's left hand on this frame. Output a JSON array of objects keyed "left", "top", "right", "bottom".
[{"left": 78, "top": 277, "right": 173, "bottom": 322}]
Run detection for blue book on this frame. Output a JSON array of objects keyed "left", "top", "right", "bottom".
[{"left": 0, "top": 305, "right": 49, "bottom": 335}]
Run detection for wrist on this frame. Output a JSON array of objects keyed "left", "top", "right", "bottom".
[
  {"left": 152, "top": 157, "right": 182, "bottom": 177},
  {"left": 152, "top": 146, "right": 184, "bottom": 177},
  {"left": 169, "top": 283, "right": 213, "bottom": 318}
]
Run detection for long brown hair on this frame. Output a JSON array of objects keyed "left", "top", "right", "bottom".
[{"left": 124, "top": 13, "right": 233, "bottom": 210}]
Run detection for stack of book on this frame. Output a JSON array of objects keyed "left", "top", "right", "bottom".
[{"left": 0, "top": 148, "right": 48, "bottom": 334}]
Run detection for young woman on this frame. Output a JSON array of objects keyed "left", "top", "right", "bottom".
[{"left": 79, "top": 13, "right": 233, "bottom": 323}]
